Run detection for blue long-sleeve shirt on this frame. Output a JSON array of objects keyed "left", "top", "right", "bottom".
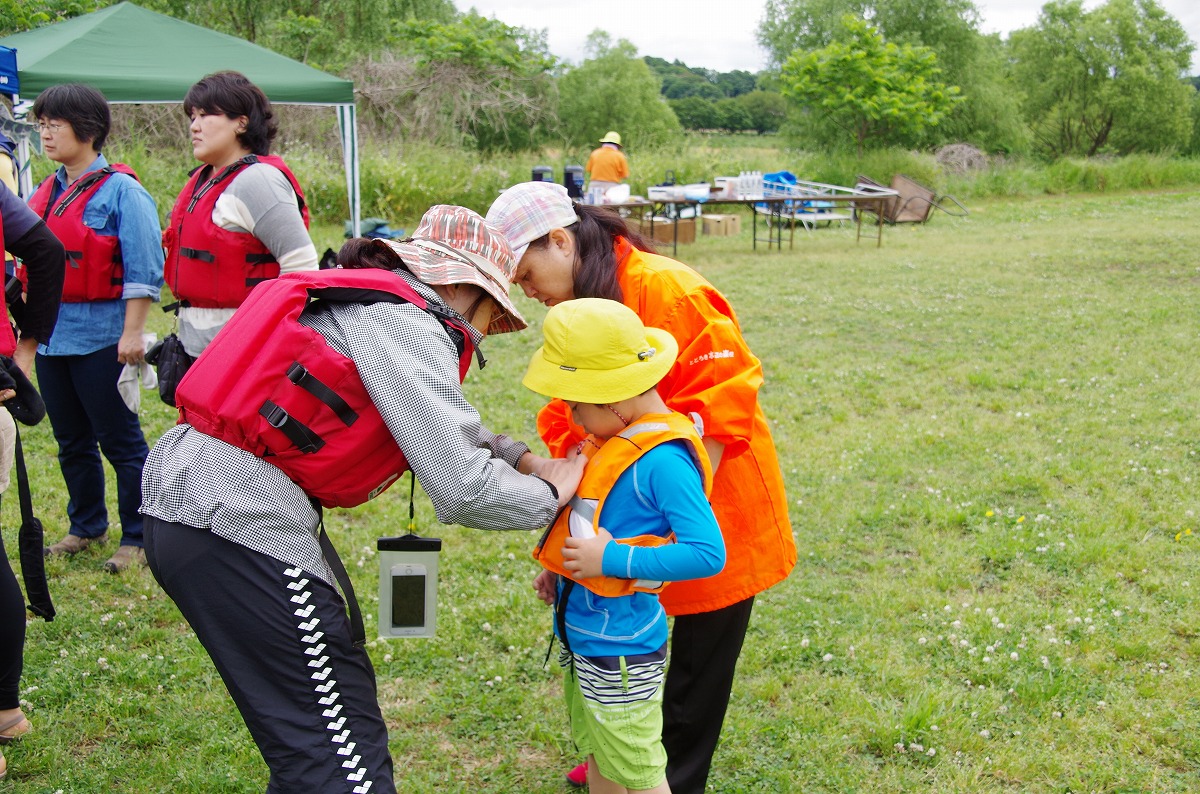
[
  {"left": 556, "top": 440, "right": 725, "bottom": 658},
  {"left": 32, "top": 154, "right": 164, "bottom": 356}
]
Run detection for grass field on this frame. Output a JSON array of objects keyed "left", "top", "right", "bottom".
[{"left": 3, "top": 189, "right": 1199, "bottom": 792}]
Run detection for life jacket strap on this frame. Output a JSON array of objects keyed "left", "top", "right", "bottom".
[
  {"left": 180, "top": 247, "right": 215, "bottom": 263},
  {"left": 286, "top": 361, "right": 358, "bottom": 427},
  {"left": 260, "top": 400, "right": 325, "bottom": 454}
]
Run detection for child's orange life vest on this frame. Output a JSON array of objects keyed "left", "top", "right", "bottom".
[{"left": 533, "top": 411, "right": 713, "bottom": 598}]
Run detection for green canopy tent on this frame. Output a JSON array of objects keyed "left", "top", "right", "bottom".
[{"left": 0, "top": 1, "right": 361, "bottom": 232}]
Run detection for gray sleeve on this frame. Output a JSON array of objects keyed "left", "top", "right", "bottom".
[
  {"left": 224, "top": 164, "right": 318, "bottom": 271},
  {"left": 330, "top": 301, "right": 556, "bottom": 531}
]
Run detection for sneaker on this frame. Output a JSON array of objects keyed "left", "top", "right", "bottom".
[
  {"left": 44, "top": 532, "right": 108, "bottom": 557},
  {"left": 565, "top": 762, "right": 587, "bottom": 787},
  {"left": 103, "top": 545, "right": 146, "bottom": 574}
]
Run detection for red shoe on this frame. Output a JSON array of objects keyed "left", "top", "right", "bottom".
[{"left": 565, "top": 761, "right": 587, "bottom": 787}]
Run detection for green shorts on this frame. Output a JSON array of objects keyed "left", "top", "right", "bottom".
[{"left": 561, "top": 646, "right": 668, "bottom": 790}]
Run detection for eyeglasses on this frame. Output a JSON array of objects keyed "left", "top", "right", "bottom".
[{"left": 35, "top": 121, "right": 66, "bottom": 134}]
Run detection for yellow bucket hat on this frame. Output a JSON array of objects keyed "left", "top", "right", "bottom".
[
  {"left": 599, "top": 131, "right": 622, "bottom": 146},
  {"left": 523, "top": 298, "right": 677, "bottom": 404}
]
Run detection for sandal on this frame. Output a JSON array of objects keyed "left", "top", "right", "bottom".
[{"left": 0, "top": 713, "right": 30, "bottom": 745}]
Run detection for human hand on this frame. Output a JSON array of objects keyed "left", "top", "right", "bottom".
[
  {"left": 534, "top": 452, "right": 586, "bottom": 511},
  {"left": 532, "top": 569, "right": 557, "bottom": 605},
  {"left": 562, "top": 526, "right": 613, "bottom": 580},
  {"left": 117, "top": 330, "right": 146, "bottom": 365}
]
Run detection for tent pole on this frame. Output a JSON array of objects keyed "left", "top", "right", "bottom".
[{"left": 338, "top": 103, "right": 360, "bottom": 238}]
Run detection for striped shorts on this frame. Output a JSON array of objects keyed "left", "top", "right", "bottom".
[{"left": 560, "top": 644, "right": 668, "bottom": 790}]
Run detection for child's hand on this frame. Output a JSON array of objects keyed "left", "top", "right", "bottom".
[
  {"left": 562, "top": 527, "right": 614, "bottom": 579},
  {"left": 532, "top": 569, "right": 556, "bottom": 605}
]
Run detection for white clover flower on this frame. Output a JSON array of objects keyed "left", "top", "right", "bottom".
[
  {"left": 980, "top": 729, "right": 991, "bottom": 738},
  {"left": 823, "top": 653, "right": 834, "bottom": 662},
  {"left": 1010, "top": 652, "right": 1019, "bottom": 660},
  {"left": 918, "top": 637, "right": 928, "bottom": 645},
  {"left": 926, "top": 747, "right": 936, "bottom": 757}
]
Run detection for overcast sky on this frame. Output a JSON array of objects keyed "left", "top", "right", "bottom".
[{"left": 455, "top": 0, "right": 1200, "bottom": 74}]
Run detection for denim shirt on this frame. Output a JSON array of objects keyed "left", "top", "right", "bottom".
[{"left": 33, "top": 154, "right": 164, "bottom": 356}]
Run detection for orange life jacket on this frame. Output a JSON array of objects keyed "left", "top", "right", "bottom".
[{"left": 533, "top": 411, "right": 713, "bottom": 598}]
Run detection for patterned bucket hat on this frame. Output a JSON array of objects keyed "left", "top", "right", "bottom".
[{"left": 383, "top": 205, "right": 526, "bottom": 335}]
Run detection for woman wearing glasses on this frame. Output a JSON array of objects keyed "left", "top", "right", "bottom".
[{"left": 28, "top": 83, "right": 164, "bottom": 574}]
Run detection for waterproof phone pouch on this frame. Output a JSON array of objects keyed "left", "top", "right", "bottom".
[{"left": 378, "top": 534, "right": 441, "bottom": 638}]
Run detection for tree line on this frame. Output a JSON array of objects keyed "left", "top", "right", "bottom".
[{"left": 4, "top": 0, "right": 1199, "bottom": 158}]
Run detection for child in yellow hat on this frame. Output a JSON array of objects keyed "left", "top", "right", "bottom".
[{"left": 524, "top": 298, "right": 725, "bottom": 793}]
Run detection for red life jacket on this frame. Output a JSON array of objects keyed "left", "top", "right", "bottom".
[
  {"left": 25, "top": 164, "right": 135, "bottom": 302},
  {"left": 175, "top": 269, "right": 476, "bottom": 508},
  {"left": 533, "top": 411, "right": 713, "bottom": 598},
  {"left": 163, "top": 154, "right": 310, "bottom": 309},
  {"left": 0, "top": 213, "right": 16, "bottom": 357}
]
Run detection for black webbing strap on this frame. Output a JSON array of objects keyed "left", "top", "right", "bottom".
[
  {"left": 287, "top": 362, "right": 358, "bottom": 427},
  {"left": 15, "top": 430, "right": 54, "bottom": 621},
  {"left": 179, "top": 247, "right": 215, "bottom": 263},
  {"left": 50, "top": 167, "right": 114, "bottom": 218},
  {"left": 259, "top": 400, "right": 325, "bottom": 453},
  {"left": 64, "top": 250, "right": 83, "bottom": 266},
  {"left": 543, "top": 576, "right": 576, "bottom": 671},
  {"left": 315, "top": 506, "right": 365, "bottom": 647},
  {"left": 245, "top": 253, "right": 278, "bottom": 265}
]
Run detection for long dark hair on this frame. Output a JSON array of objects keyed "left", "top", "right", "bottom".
[
  {"left": 525, "top": 204, "right": 656, "bottom": 302},
  {"left": 184, "top": 71, "right": 277, "bottom": 156}
]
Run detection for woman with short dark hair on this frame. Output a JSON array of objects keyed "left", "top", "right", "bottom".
[
  {"left": 29, "top": 82, "right": 163, "bottom": 574},
  {"left": 163, "top": 71, "right": 317, "bottom": 359}
]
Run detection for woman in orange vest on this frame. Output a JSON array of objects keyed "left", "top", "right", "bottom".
[{"left": 488, "top": 182, "right": 796, "bottom": 793}]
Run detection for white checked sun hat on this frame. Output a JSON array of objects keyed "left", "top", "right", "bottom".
[{"left": 486, "top": 182, "right": 580, "bottom": 264}]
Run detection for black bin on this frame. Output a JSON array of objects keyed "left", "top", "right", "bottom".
[
  {"left": 532, "top": 165, "right": 553, "bottom": 183},
  {"left": 563, "top": 165, "right": 584, "bottom": 199}
]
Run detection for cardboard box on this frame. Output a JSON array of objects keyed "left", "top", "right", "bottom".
[
  {"left": 702, "top": 214, "right": 742, "bottom": 237},
  {"left": 636, "top": 217, "right": 695, "bottom": 245}
]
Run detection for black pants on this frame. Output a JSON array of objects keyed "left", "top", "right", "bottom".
[
  {"left": 662, "top": 596, "right": 755, "bottom": 794},
  {"left": 0, "top": 500, "right": 24, "bottom": 711},
  {"left": 144, "top": 516, "right": 394, "bottom": 793}
]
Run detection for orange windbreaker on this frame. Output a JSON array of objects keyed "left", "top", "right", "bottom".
[{"left": 536, "top": 240, "right": 796, "bottom": 615}]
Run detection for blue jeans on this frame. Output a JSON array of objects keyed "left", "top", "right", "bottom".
[{"left": 36, "top": 345, "right": 148, "bottom": 546}]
